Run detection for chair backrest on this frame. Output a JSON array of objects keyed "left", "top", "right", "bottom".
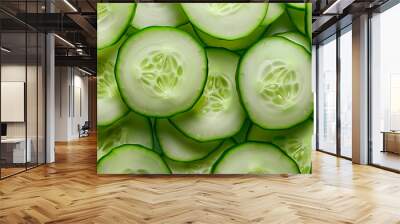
[{"left": 82, "top": 121, "right": 90, "bottom": 129}]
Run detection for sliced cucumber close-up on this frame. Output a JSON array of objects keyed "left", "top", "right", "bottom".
[
  {"left": 181, "top": 3, "right": 268, "bottom": 40},
  {"left": 238, "top": 36, "right": 313, "bottom": 129},
  {"left": 306, "top": 3, "right": 312, "bottom": 40},
  {"left": 247, "top": 119, "right": 313, "bottom": 173},
  {"left": 213, "top": 142, "right": 300, "bottom": 174},
  {"left": 97, "top": 40, "right": 129, "bottom": 127},
  {"left": 195, "top": 26, "right": 268, "bottom": 51},
  {"left": 97, "top": 112, "right": 153, "bottom": 161},
  {"left": 277, "top": 32, "right": 311, "bottom": 53},
  {"left": 171, "top": 48, "right": 246, "bottom": 141},
  {"left": 261, "top": 3, "right": 285, "bottom": 26},
  {"left": 286, "top": 3, "right": 311, "bottom": 38},
  {"left": 165, "top": 139, "right": 235, "bottom": 174},
  {"left": 178, "top": 23, "right": 204, "bottom": 45},
  {"left": 232, "top": 119, "right": 252, "bottom": 144},
  {"left": 156, "top": 119, "right": 223, "bottom": 162},
  {"left": 264, "top": 11, "right": 296, "bottom": 37},
  {"left": 97, "top": 144, "right": 170, "bottom": 174},
  {"left": 97, "top": 2, "right": 313, "bottom": 175},
  {"left": 116, "top": 27, "right": 207, "bottom": 117},
  {"left": 97, "top": 3, "right": 135, "bottom": 49},
  {"left": 131, "top": 3, "right": 187, "bottom": 29}
]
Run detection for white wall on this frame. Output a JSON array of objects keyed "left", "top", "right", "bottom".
[{"left": 54, "top": 67, "right": 89, "bottom": 141}]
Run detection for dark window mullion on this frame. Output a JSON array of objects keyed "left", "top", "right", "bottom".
[
  {"left": 25, "top": 0, "right": 28, "bottom": 171},
  {"left": 316, "top": 44, "right": 320, "bottom": 150},
  {"left": 336, "top": 27, "right": 341, "bottom": 157}
]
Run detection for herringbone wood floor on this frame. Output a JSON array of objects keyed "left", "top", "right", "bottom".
[{"left": 1, "top": 134, "right": 400, "bottom": 224}]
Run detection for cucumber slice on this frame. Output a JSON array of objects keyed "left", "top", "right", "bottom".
[
  {"left": 264, "top": 11, "right": 296, "bottom": 37},
  {"left": 238, "top": 37, "right": 313, "bottom": 129},
  {"left": 165, "top": 139, "right": 235, "bottom": 174},
  {"left": 277, "top": 32, "right": 311, "bottom": 53},
  {"left": 306, "top": 3, "right": 312, "bottom": 40},
  {"left": 97, "top": 145, "right": 170, "bottom": 174},
  {"left": 150, "top": 118, "right": 163, "bottom": 155},
  {"left": 287, "top": 3, "right": 306, "bottom": 9},
  {"left": 178, "top": 23, "right": 204, "bottom": 45},
  {"left": 195, "top": 25, "right": 267, "bottom": 51},
  {"left": 116, "top": 27, "right": 207, "bottom": 117},
  {"left": 97, "top": 26, "right": 135, "bottom": 60},
  {"left": 156, "top": 119, "right": 223, "bottom": 162},
  {"left": 131, "top": 3, "right": 187, "bottom": 29},
  {"left": 247, "top": 119, "right": 313, "bottom": 173},
  {"left": 97, "top": 39, "right": 129, "bottom": 127},
  {"left": 97, "top": 112, "right": 153, "bottom": 161},
  {"left": 97, "top": 3, "right": 135, "bottom": 49},
  {"left": 171, "top": 48, "right": 246, "bottom": 141},
  {"left": 213, "top": 142, "right": 300, "bottom": 174},
  {"left": 232, "top": 119, "right": 252, "bottom": 144},
  {"left": 261, "top": 3, "right": 285, "bottom": 26},
  {"left": 181, "top": 3, "right": 268, "bottom": 40},
  {"left": 286, "top": 3, "right": 308, "bottom": 35}
]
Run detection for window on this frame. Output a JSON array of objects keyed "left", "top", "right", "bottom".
[
  {"left": 317, "top": 35, "right": 337, "bottom": 154},
  {"left": 339, "top": 27, "right": 352, "bottom": 158},
  {"left": 370, "top": 2, "right": 400, "bottom": 171}
]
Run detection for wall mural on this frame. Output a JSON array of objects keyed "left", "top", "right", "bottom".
[{"left": 97, "top": 3, "right": 313, "bottom": 174}]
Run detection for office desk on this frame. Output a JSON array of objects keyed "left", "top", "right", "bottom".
[
  {"left": 382, "top": 131, "right": 400, "bottom": 154},
  {"left": 1, "top": 138, "right": 31, "bottom": 163}
]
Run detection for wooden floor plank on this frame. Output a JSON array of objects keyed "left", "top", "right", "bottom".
[{"left": 0, "top": 135, "right": 399, "bottom": 223}]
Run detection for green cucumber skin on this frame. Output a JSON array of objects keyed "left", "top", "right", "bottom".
[
  {"left": 131, "top": 3, "right": 188, "bottom": 29},
  {"left": 305, "top": 3, "right": 312, "bottom": 41},
  {"left": 212, "top": 141, "right": 300, "bottom": 174},
  {"left": 286, "top": 3, "right": 306, "bottom": 10},
  {"left": 178, "top": 23, "right": 205, "bottom": 46},
  {"left": 247, "top": 119, "right": 313, "bottom": 174},
  {"left": 150, "top": 118, "right": 164, "bottom": 155},
  {"left": 236, "top": 36, "right": 313, "bottom": 130},
  {"left": 169, "top": 47, "right": 246, "bottom": 142},
  {"left": 115, "top": 26, "right": 208, "bottom": 118},
  {"left": 264, "top": 11, "right": 297, "bottom": 37},
  {"left": 232, "top": 119, "right": 252, "bottom": 144},
  {"left": 169, "top": 113, "right": 248, "bottom": 143},
  {"left": 262, "top": 3, "right": 285, "bottom": 26},
  {"left": 97, "top": 112, "right": 153, "bottom": 161},
  {"left": 164, "top": 139, "right": 235, "bottom": 174},
  {"left": 97, "top": 31, "right": 131, "bottom": 127},
  {"left": 286, "top": 3, "right": 310, "bottom": 36},
  {"left": 194, "top": 26, "right": 268, "bottom": 51},
  {"left": 181, "top": 3, "right": 268, "bottom": 40},
  {"left": 155, "top": 119, "right": 224, "bottom": 162},
  {"left": 97, "top": 144, "right": 171, "bottom": 174},
  {"left": 97, "top": 4, "right": 136, "bottom": 50},
  {"left": 277, "top": 32, "right": 311, "bottom": 53}
]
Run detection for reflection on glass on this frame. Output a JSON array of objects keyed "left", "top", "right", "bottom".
[
  {"left": 38, "top": 33, "right": 46, "bottom": 165},
  {"left": 371, "top": 4, "right": 400, "bottom": 171},
  {"left": 1, "top": 31, "right": 27, "bottom": 177},
  {"left": 318, "top": 36, "right": 337, "bottom": 154},
  {"left": 27, "top": 31, "right": 38, "bottom": 169},
  {"left": 340, "top": 28, "right": 352, "bottom": 158},
  {"left": 0, "top": 0, "right": 47, "bottom": 178}
]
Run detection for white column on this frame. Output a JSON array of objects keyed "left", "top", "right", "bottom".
[
  {"left": 352, "top": 14, "right": 369, "bottom": 164},
  {"left": 46, "top": 32, "right": 55, "bottom": 163}
]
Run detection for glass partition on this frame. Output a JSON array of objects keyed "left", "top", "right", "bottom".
[
  {"left": 0, "top": 1, "right": 46, "bottom": 179},
  {"left": 317, "top": 35, "right": 337, "bottom": 154},
  {"left": 1, "top": 30, "right": 28, "bottom": 178}
]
